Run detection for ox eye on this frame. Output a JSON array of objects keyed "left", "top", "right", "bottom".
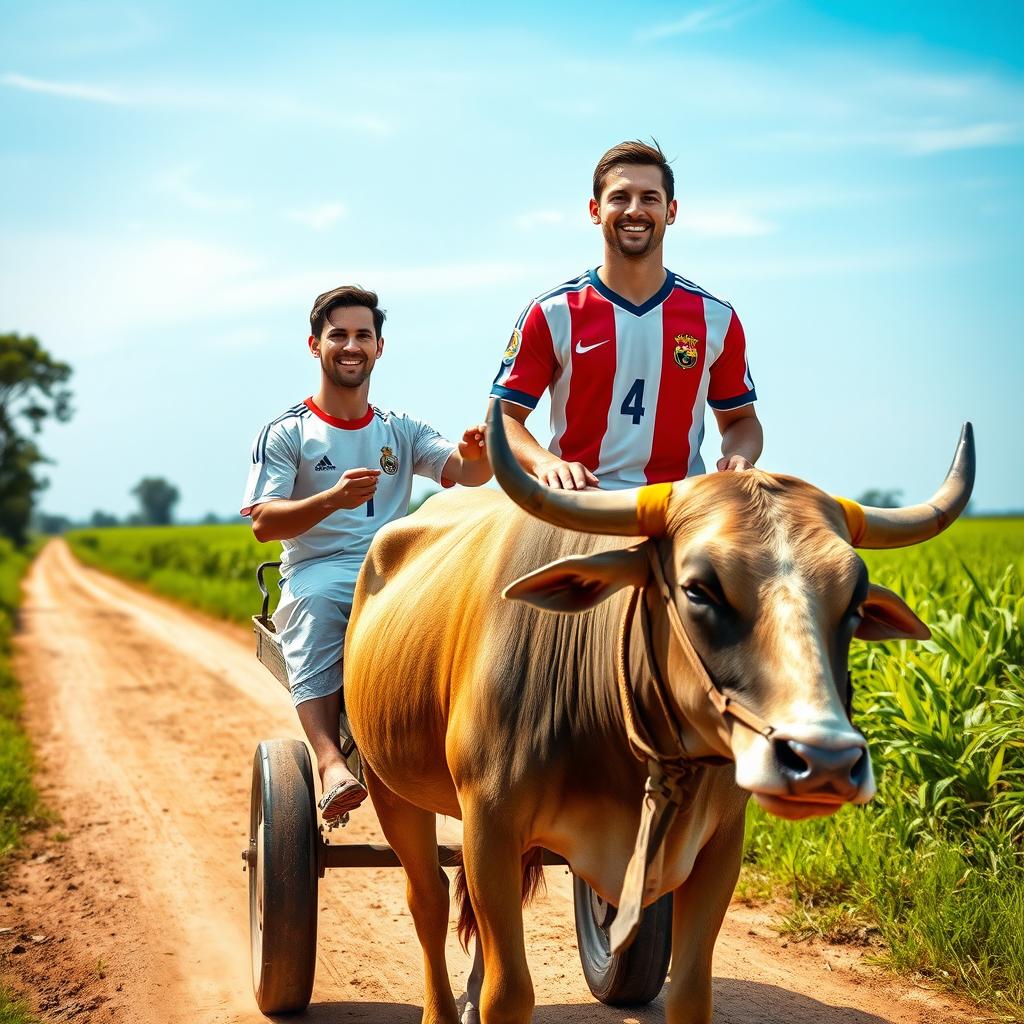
[{"left": 683, "top": 581, "right": 720, "bottom": 607}]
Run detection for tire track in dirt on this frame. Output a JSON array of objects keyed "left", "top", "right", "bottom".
[{"left": 0, "top": 541, "right": 983, "bottom": 1022}]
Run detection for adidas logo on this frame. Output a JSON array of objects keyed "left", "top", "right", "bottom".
[{"left": 313, "top": 455, "right": 336, "bottom": 472}]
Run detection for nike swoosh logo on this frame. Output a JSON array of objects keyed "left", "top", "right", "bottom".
[{"left": 575, "top": 339, "right": 610, "bottom": 354}]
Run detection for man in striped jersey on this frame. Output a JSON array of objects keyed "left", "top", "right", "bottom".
[
  {"left": 242, "top": 285, "right": 491, "bottom": 822},
  {"left": 491, "top": 139, "right": 763, "bottom": 489}
]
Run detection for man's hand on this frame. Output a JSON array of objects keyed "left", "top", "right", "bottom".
[
  {"left": 458, "top": 424, "right": 487, "bottom": 461},
  {"left": 330, "top": 467, "right": 380, "bottom": 509},
  {"left": 534, "top": 454, "right": 599, "bottom": 490},
  {"left": 716, "top": 455, "right": 755, "bottom": 472}
]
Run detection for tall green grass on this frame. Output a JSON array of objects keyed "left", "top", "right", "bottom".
[
  {"left": 0, "top": 538, "right": 40, "bottom": 864},
  {"left": 67, "top": 524, "right": 281, "bottom": 624},
  {"left": 0, "top": 539, "right": 42, "bottom": 1024},
  {"left": 743, "top": 519, "right": 1024, "bottom": 1018},
  {"left": 0, "top": 991, "right": 39, "bottom": 1024}
]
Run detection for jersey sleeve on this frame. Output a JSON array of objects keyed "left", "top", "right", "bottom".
[
  {"left": 409, "top": 418, "right": 458, "bottom": 484},
  {"left": 707, "top": 309, "right": 757, "bottom": 411},
  {"left": 489, "top": 302, "right": 557, "bottom": 410},
  {"left": 240, "top": 424, "right": 300, "bottom": 516}
]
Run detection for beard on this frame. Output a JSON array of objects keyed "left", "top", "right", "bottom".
[
  {"left": 322, "top": 353, "right": 373, "bottom": 389},
  {"left": 602, "top": 217, "right": 665, "bottom": 259}
]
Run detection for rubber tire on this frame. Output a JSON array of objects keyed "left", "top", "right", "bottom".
[
  {"left": 573, "top": 875, "right": 672, "bottom": 1005},
  {"left": 248, "top": 739, "right": 319, "bottom": 1014}
]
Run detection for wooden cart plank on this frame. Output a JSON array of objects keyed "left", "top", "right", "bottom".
[{"left": 321, "top": 842, "right": 568, "bottom": 870}]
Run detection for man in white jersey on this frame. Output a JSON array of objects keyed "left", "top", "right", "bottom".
[
  {"left": 242, "top": 285, "right": 491, "bottom": 822},
  {"left": 491, "top": 139, "right": 763, "bottom": 488}
]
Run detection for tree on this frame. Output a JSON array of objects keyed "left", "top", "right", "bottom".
[
  {"left": 0, "top": 333, "right": 73, "bottom": 545},
  {"left": 855, "top": 488, "right": 903, "bottom": 508},
  {"left": 33, "top": 512, "right": 72, "bottom": 535},
  {"left": 90, "top": 510, "right": 119, "bottom": 528},
  {"left": 131, "top": 477, "right": 180, "bottom": 526}
]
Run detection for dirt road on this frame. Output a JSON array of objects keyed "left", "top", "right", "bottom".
[{"left": 0, "top": 541, "right": 983, "bottom": 1023}]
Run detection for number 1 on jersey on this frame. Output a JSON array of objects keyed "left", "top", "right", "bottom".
[
  {"left": 620, "top": 378, "right": 646, "bottom": 425},
  {"left": 366, "top": 497, "right": 374, "bottom": 518}
]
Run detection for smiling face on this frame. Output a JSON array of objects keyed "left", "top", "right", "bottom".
[
  {"left": 589, "top": 163, "right": 677, "bottom": 260},
  {"left": 309, "top": 305, "right": 384, "bottom": 390}
]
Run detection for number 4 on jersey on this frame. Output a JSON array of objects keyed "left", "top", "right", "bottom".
[{"left": 620, "top": 378, "right": 646, "bottom": 425}]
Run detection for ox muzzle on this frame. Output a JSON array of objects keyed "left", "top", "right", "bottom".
[{"left": 733, "top": 721, "right": 876, "bottom": 820}]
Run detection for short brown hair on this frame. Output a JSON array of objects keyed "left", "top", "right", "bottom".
[
  {"left": 309, "top": 285, "right": 386, "bottom": 339},
  {"left": 593, "top": 139, "right": 675, "bottom": 204}
]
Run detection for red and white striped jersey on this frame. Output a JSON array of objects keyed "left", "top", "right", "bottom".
[{"left": 490, "top": 268, "right": 756, "bottom": 488}]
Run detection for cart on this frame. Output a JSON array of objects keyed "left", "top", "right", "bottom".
[{"left": 245, "top": 561, "right": 672, "bottom": 1014}]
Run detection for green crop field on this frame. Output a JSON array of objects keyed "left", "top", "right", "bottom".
[
  {"left": 67, "top": 523, "right": 283, "bottom": 624},
  {"left": 65, "top": 517, "right": 1024, "bottom": 1017}
]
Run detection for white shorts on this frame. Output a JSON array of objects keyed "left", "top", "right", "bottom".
[{"left": 272, "top": 557, "right": 359, "bottom": 705}]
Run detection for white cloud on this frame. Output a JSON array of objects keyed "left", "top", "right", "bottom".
[
  {"left": 513, "top": 209, "right": 566, "bottom": 230},
  {"left": 749, "top": 120, "right": 1021, "bottom": 156},
  {"left": 679, "top": 204, "right": 775, "bottom": 238},
  {"left": 703, "top": 240, "right": 968, "bottom": 280},
  {"left": 1, "top": 71, "right": 131, "bottom": 105},
  {"left": 539, "top": 98, "right": 600, "bottom": 117},
  {"left": 346, "top": 114, "right": 393, "bottom": 138},
  {"left": 156, "top": 164, "right": 249, "bottom": 214},
  {"left": 905, "top": 121, "right": 1020, "bottom": 155},
  {"left": 634, "top": 1, "right": 763, "bottom": 41},
  {"left": 1, "top": 71, "right": 394, "bottom": 138},
  {"left": 217, "top": 325, "right": 274, "bottom": 350},
  {"left": 287, "top": 203, "right": 348, "bottom": 230},
  {"left": 0, "top": 231, "right": 544, "bottom": 353}
]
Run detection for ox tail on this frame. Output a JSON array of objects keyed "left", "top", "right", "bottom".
[{"left": 453, "top": 846, "right": 547, "bottom": 952}]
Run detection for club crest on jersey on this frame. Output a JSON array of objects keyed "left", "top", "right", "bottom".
[
  {"left": 502, "top": 329, "right": 522, "bottom": 365},
  {"left": 673, "top": 334, "right": 699, "bottom": 370},
  {"left": 379, "top": 446, "right": 399, "bottom": 475}
]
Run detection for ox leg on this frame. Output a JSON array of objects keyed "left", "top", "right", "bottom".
[
  {"left": 461, "top": 813, "right": 533, "bottom": 1024},
  {"left": 665, "top": 811, "right": 745, "bottom": 1024},
  {"left": 365, "top": 766, "right": 458, "bottom": 1024},
  {"left": 461, "top": 939, "right": 484, "bottom": 1024}
]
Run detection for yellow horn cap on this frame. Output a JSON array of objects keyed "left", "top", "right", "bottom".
[
  {"left": 637, "top": 482, "right": 673, "bottom": 537},
  {"left": 833, "top": 496, "right": 866, "bottom": 546}
]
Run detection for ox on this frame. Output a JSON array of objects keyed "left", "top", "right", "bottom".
[{"left": 344, "top": 405, "right": 974, "bottom": 1024}]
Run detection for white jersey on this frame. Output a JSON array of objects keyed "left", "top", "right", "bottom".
[{"left": 241, "top": 397, "right": 456, "bottom": 578}]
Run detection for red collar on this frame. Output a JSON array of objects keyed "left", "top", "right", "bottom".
[{"left": 304, "top": 397, "right": 374, "bottom": 430}]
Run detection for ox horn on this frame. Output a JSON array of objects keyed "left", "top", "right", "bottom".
[
  {"left": 486, "top": 401, "right": 672, "bottom": 536},
  {"left": 835, "top": 422, "right": 975, "bottom": 549}
]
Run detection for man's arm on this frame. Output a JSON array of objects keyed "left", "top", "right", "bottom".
[
  {"left": 440, "top": 424, "right": 492, "bottom": 487},
  {"left": 250, "top": 469, "right": 380, "bottom": 541},
  {"left": 498, "top": 400, "right": 599, "bottom": 490},
  {"left": 713, "top": 405, "right": 763, "bottom": 472}
]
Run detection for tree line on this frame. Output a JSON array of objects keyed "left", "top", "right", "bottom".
[{"left": 1, "top": 332, "right": 202, "bottom": 544}]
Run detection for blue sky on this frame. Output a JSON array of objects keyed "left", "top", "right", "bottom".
[{"left": 1, "top": 1, "right": 1021, "bottom": 520}]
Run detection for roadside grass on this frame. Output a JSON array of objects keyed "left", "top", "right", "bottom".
[
  {"left": 64, "top": 517, "right": 1024, "bottom": 1016},
  {"left": 0, "top": 537, "right": 43, "bottom": 1024},
  {"left": 742, "top": 518, "right": 1024, "bottom": 1019},
  {"left": 0, "top": 538, "right": 40, "bottom": 864},
  {"left": 0, "top": 990, "right": 39, "bottom": 1024},
  {"left": 66, "top": 524, "right": 282, "bottom": 624}
]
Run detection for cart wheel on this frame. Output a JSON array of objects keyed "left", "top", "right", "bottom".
[
  {"left": 248, "top": 739, "right": 319, "bottom": 1014},
  {"left": 573, "top": 875, "right": 672, "bottom": 1005}
]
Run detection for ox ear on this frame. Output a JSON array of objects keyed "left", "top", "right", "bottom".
[
  {"left": 856, "top": 583, "right": 931, "bottom": 641},
  {"left": 503, "top": 544, "right": 651, "bottom": 614}
]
